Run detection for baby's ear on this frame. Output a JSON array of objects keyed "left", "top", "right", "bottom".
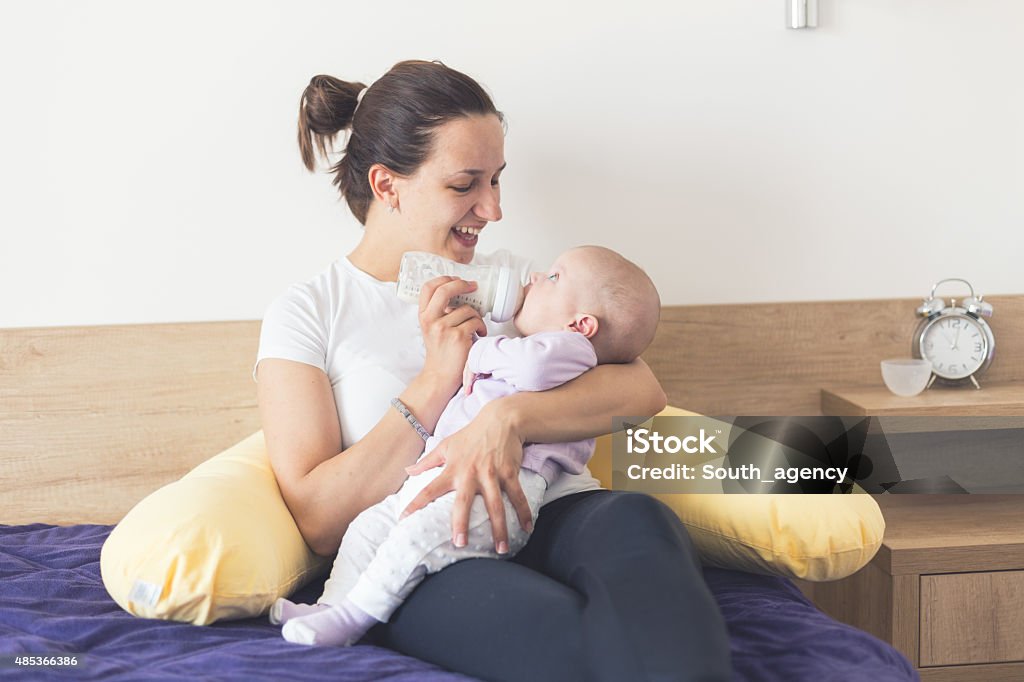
[{"left": 568, "top": 313, "right": 599, "bottom": 339}]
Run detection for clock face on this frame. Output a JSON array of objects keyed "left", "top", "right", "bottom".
[{"left": 920, "top": 314, "right": 988, "bottom": 380}]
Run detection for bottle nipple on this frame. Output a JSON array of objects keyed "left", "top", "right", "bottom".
[{"left": 489, "top": 267, "right": 523, "bottom": 323}]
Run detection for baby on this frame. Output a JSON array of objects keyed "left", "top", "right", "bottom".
[{"left": 273, "top": 245, "right": 661, "bottom": 647}]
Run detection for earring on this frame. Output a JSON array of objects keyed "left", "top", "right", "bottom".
[{"left": 386, "top": 202, "right": 395, "bottom": 214}]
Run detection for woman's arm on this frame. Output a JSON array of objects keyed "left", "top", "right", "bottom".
[
  {"left": 257, "top": 358, "right": 452, "bottom": 556},
  {"left": 500, "top": 356, "right": 667, "bottom": 443},
  {"left": 402, "top": 357, "right": 666, "bottom": 549},
  {"left": 258, "top": 276, "right": 486, "bottom": 556}
]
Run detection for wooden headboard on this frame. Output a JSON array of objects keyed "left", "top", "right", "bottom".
[
  {"left": 3, "top": 295, "right": 1022, "bottom": 525},
  {"left": 1, "top": 322, "right": 262, "bottom": 525},
  {"left": 653, "top": 295, "right": 1024, "bottom": 414}
]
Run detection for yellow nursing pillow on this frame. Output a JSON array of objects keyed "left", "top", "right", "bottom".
[
  {"left": 102, "top": 407, "right": 883, "bottom": 625},
  {"left": 100, "top": 432, "right": 328, "bottom": 625}
]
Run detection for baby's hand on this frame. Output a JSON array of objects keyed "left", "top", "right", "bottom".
[
  {"left": 462, "top": 362, "right": 490, "bottom": 396},
  {"left": 462, "top": 362, "right": 477, "bottom": 395}
]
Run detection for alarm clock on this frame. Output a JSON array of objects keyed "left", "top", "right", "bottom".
[{"left": 912, "top": 278, "right": 995, "bottom": 390}]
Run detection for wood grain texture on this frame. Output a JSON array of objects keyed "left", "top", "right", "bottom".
[
  {"left": 822, "top": 383, "right": 1024, "bottom": 417},
  {"left": 645, "top": 295, "right": 1024, "bottom": 415},
  {"left": 919, "top": 662, "right": 1024, "bottom": 682},
  {"left": 920, "top": 570, "right": 1024, "bottom": 666},
  {"left": 872, "top": 495, "right": 1024, "bottom": 575},
  {"left": 0, "top": 321, "right": 262, "bottom": 524},
  {"left": 891, "top": 573, "right": 921, "bottom": 668}
]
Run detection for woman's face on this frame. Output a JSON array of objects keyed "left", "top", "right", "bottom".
[{"left": 394, "top": 114, "right": 506, "bottom": 264}]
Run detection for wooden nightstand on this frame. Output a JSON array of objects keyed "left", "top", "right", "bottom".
[
  {"left": 822, "top": 382, "right": 1024, "bottom": 418},
  {"left": 799, "top": 495, "right": 1024, "bottom": 681},
  {"left": 799, "top": 385, "right": 1024, "bottom": 680}
]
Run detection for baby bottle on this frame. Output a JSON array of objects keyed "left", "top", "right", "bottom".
[{"left": 397, "top": 251, "right": 523, "bottom": 323}]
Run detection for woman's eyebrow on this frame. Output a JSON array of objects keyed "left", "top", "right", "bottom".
[{"left": 445, "top": 162, "right": 507, "bottom": 179}]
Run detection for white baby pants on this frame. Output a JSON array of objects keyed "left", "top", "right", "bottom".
[{"left": 318, "top": 466, "right": 547, "bottom": 623}]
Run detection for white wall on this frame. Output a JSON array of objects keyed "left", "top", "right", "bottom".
[{"left": 3, "top": 0, "right": 1021, "bottom": 328}]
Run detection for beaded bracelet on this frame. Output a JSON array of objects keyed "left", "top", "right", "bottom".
[{"left": 390, "top": 398, "right": 431, "bottom": 442}]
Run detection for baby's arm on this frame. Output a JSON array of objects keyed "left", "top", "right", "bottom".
[
  {"left": 466, "top": 332, "right": 598, "bottom": 393},
  {"left": 542, "top": 438, "right": 596, "bottom": 475}
]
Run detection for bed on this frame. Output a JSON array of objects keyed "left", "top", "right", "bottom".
[
  {"left": 3, "top": 299, "right": 981, "bottom": 681},
  {"left": 1, "top": 523, "right": 915, "bottom": 681}
]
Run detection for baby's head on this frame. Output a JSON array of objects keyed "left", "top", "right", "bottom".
[{"left": 513, "top": 246, "right": 661, "bottom": 364}]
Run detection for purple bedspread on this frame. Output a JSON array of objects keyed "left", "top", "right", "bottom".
[{"left": 0, "top": 524, "right": 916, "bottom": 681}]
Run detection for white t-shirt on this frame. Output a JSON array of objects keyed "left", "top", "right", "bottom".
[{"left": 255, "top": 249, "right": 601, "bottom": 504}]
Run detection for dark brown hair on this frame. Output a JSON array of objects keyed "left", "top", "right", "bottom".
[{"left": 297, "top": 60, "right": 503, "bottom": 224}]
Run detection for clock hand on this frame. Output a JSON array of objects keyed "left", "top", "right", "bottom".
[{"left": 953, "top": 325, "right": 961, "bottom": 351}]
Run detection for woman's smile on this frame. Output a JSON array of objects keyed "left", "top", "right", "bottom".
[{"left": 451, "top": 224, "right": 484, "bottom": 248}]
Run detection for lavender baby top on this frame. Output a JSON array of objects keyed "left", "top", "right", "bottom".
[{"left": 425, "top": 331, "right": 599, "bottom": 484}]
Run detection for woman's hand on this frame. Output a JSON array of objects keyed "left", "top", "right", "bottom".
[
  {"left": 418, "top": 276, "right": 487, "bottom": 398},
  {"left": 401, "top": 400, "right": 534, "bottom": 554}
]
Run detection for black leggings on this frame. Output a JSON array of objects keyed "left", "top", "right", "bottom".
[{"left": 370, "top": 490, "right": 733, "bottom": 682}]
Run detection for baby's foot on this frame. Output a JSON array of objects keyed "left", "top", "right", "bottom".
[
  {"left": 281, "top": 600, "right": 378, "bottom": 647},
  {"left": 269, "top": 598, "right": 330, "bottom": 625}
]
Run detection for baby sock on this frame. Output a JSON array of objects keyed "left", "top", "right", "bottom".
[
  {"left": 281, "top": 598, "right": 379, "bottom": 647},
  {"left": 268, "top": 598, "right": 330, "bottom": 625}
]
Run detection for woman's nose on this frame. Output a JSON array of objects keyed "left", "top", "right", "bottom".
[
  {"left": 529, "top": 271, "right": 542, "bottom": 285},
  {"left": 474, "top": 187, "right": 502, "bottom": 222}
]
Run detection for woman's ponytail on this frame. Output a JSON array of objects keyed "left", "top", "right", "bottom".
[{"left": 297, "top": 75, "right": 366, "bottom": 172}]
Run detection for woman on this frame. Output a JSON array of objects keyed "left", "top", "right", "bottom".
[{"left": 255, "top": 59, "right": 731, "bottom": 682}]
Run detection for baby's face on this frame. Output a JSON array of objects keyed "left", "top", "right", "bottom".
[{"left": 513, "top": 249, "right": 594, "bottom": 336}]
